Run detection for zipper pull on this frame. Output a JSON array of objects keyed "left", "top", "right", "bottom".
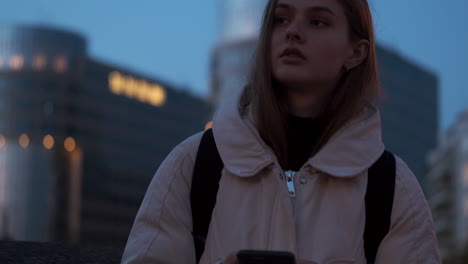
[{"left": 285, "top": 170, "right": 296, "bottom": 198}]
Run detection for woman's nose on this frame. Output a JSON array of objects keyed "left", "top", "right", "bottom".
[{"left": 286, "top": 21, "right": 304, "bottom": 43}]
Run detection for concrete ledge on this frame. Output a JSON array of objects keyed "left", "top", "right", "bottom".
[{"left": 0, "top": 241, "right": 123, "bottom": 264}]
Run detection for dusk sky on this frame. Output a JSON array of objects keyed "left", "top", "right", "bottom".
[{"left": 2, "top": 0, "right": 467, "bottom": 132}]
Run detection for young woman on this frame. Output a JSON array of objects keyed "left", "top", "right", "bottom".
[{"left": 122, "top": 0, "right": 441, "bottom": 263}]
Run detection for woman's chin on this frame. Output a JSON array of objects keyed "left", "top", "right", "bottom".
[{"left": 275, "top": 75, "right": 312, "bottom": 87}]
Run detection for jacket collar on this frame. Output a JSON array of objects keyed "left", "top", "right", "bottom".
[
  {"left": 212, "top": 96, "right": 275, "bottom": 177},
  {"left": 306, "top": 105, "right": 385, "bottom": 177},
  {"left": 212, "top": 95, "right": 385, "bottom": 178}
]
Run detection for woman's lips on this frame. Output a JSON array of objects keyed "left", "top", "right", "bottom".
[
  {"left": 280, "top": 54, "right": 306, "bottom": 64},
  {"left": 280, "top": 48, "right": 306, "bottom": 63},
  {"left": 281, "top": 48, "right": 306, "bottom": 59}
]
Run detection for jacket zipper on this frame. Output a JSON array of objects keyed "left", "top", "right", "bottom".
[{"left": 284, "top": 170, "right": 297, "bottom": 198}]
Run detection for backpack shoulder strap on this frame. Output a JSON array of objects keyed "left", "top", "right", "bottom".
[
  {"left": 190, "top": 128, "right": 224, "bottom": 263},
  {"left": 364, "top": 150, "right": 396, "bottom": 264}
]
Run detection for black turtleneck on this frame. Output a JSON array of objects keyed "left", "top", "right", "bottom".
[{"left": 286, "top": 114, "right": 324, "bottom": 171}]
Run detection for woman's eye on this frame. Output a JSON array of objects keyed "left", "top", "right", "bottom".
[
  {"left": 273, "top": 17, "right": 289, "bottom": 25},
  {"left": 310, "top": 19, "right": 327, "bottom": 27}
]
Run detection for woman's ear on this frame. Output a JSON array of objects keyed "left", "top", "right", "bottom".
[{"left": 344, "top": 39, "right": 369, "bottom": 70}]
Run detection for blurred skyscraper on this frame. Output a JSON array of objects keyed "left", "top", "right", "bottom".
[
  {"left": 211, "top": 0, "right": 438, "bottom": 190},
  {"left": 427, "top": 111, "right": 468, "bottom": 258},
  {"left": 219, "top": 0, "right": 267, "bottom": 44},
  {"left": 0, "top": 25, "right": 211, "bottom": 245},
  {"left": 210, "top": 0, "right": 267, "bottom": 105}
]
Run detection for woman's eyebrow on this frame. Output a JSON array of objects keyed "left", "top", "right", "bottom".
[
  {"left": 306, "top": 6, "right": 337, "bottom": 17},
  {"left": 275, "top": 3, "right": 294, "bottom": 11}
]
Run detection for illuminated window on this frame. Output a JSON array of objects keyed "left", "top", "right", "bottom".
[
  {"left": 32, "top": 54, "right": 47, "bottom": 70},
  {"left": 109, "top": 71, "right": 125, "bottom": 94},
  {"left": 54, "top": 55, "right": 67, "bottom": 73},
  {"left": 19, "top": 134, "right": 29, "bottom": 148},
  {"left": 0, "top": 135, "right": 5, "bottom": 148},
  {"left": 108, "top": 71, "right": 166, "bottom": 107},
  {"left": 10, "top": 55, "right": 24, "bottom": 70},
  {"left": 135, "top": 80, "right": 150, "bottom": 101},
  {"left": 123, "top": 76, "right": 138, "bottom": 98},
  {"left": 43, "top": 135, "right": 54, "bottom": 150},
  {"left": 64, "top": 137, "right": 76, "bottom": 152},
  {"left": 148, "top": 84, "right": 166, "bottom": 106},
  {"left": 205, "top": 121, "right": 213, "bottom": 130}
]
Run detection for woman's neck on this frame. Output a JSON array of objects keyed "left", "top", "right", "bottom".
[{"left": 286, "top": 89, "right": 329, "bottom": 118}]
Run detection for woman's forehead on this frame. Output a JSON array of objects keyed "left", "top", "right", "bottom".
[{"left": 275, "top": 0, "right": 343, "bottom": 12}]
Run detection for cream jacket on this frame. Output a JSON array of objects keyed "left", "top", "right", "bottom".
[{"left": 122, "top": 97, "right": 441, "bottom": 264}]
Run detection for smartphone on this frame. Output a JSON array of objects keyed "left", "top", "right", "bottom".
[{"left": 237, "top": 249, "right": 296, "bottom": 264}]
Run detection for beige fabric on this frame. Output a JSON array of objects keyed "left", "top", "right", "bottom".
[{"left": 121, "top": 96, "right": 441, "bottom": 264}]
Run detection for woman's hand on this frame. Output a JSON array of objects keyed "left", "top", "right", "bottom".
[{"left": 220, "top": 252, "right": 239, "bottom": 264}]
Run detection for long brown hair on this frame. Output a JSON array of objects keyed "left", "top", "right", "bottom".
[{"left": 239, "top": 0, "right": 380, "bottom": 170}]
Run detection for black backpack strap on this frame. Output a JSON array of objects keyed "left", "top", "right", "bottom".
[
  {"left": 190, "top": 128, "right": 224, "bottom": 263},
  {"left": 364, "top": 150, "right": 396, "bottom": 264}
]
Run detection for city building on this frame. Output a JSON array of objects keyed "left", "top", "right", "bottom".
[
  {"left": 211, "top": 0, "right": 266, "bottom": 106},
  {"left": 427, "top": 111, "right": 468, "bottom": 258},
  {"left": 0, "top": 25, "right": 212, "bottom": 246},
  {"left": 211, "top": 0, "right": 438, "bottom": 190}
]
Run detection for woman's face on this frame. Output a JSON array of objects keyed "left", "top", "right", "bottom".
[{"left": 270, "top": 0, "right": 354, "bottom": 91}]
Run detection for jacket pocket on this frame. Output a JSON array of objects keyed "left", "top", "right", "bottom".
[{"left": 325, "top": 258, "right": 355, "bottom": 264}]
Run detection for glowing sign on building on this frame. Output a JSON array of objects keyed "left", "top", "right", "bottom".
[{"left": 108, "top": 71, "right": 166, "bottom": 107}]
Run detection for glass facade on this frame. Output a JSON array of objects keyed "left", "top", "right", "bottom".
[
  {"left": 0, "top": 25, "right": 87, "bottom": 242},
  {"left": 0, "top": 26, "right": 212, "bottom": 246}
]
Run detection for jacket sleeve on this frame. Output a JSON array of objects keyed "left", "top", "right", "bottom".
[
  {"left": 375, "top": 156, "right": 442, "bottom": 264},
  {"left": 121, "top": 132, "right": 203, "bottom": 264}
]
